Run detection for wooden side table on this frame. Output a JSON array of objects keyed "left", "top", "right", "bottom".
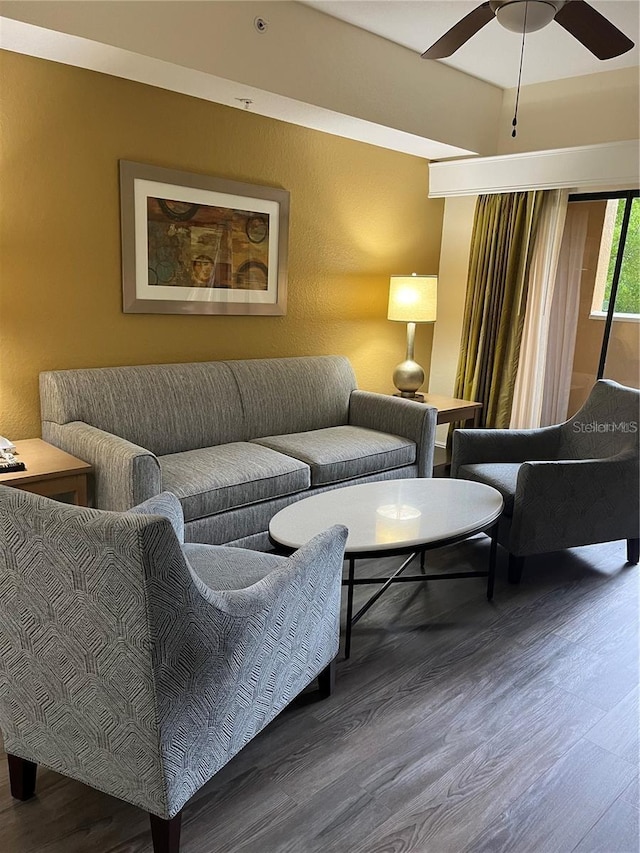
[
  {"left": 0, "top": 439, "right": 92, "bottom": 506},
  {"left": 387, "top": 391, "right": 482, "bottom": 427},
  {"left": 418, "top": 393, "right": 482, "bottom": 428},
  {"left": 390, "top": 392, "right": 482, "bottom": 476}
]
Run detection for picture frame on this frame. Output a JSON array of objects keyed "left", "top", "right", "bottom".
[{"left": 119, "top": 160, "right": 289, "bottom": 315}]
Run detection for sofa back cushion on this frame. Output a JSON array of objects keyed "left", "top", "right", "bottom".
[
  {"left": 227, "top": 356, "right": 356, "bottom": 439},
  {"left": 40, "top": 362, "right": 245, "bottom": 455},
  {"left": 40, "top": 356, "right": 358, "bottom": 455}
]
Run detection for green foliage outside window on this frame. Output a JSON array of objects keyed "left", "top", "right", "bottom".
[{"left": 603, "top": 197, "right": 640, "bottom": 315}]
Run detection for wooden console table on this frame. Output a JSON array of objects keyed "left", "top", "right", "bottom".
[{"left": 0, "top": 439, "right": 92, "bottom": 506}]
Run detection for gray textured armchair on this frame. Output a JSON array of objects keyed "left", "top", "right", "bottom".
[
  {"left": 451, "top": 380, "right": 639, "bottom": 583},
  {"left": 0, "top": 487, "right": 347, "bottom": 853}
]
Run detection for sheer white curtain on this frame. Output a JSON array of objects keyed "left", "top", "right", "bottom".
[
  {"left": 510, "top": 189, "right": 569, "bottom": 429},
  {"left": 540, "top": 203, "right": 589, "bottom": 426}
]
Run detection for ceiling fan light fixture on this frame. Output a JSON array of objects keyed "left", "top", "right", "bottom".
[
  {"left": 491, "top": 0, "right": 564, "bottom": 33},
  {"left": 421, "top": 0, "right": 634, "bottom": 62}
]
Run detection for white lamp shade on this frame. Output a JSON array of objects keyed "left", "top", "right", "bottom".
[{"left": 387, "top": 275, "right": 437, "bottom": 323}]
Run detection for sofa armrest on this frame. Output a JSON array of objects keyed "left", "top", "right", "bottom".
[
  {"left": 348, "top": 391, "right": 437, "bottom": 477},
  {"left": 42, "top": 421, "right": 161, "bottom": 510},
  {"left": 510, "top": 453, "right": 639, "bottom": 555},
  {"left": 451, "top": 425, "right": 563, "bottom": 477}
]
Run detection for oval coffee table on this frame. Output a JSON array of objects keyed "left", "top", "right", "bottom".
[{"left": 269, "top": 478, "right": 503, "bottom": 658}]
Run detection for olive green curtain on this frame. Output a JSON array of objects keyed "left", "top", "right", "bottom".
[{"left": 453, "top": 190, "right": 545, "bottom": 429}]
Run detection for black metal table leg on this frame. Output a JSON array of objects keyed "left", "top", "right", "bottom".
[
  {"left": 351, "top": 551, "right": 418, "bottom": 629},
  {"left": 337, "top": 511, "right": 502, "bottom": 656},
  {"left": 487, "top": 522, "right": 498, "bottom": 600},
  {"left": 344, "top": 556, "right": 356, "bottom": 659}
]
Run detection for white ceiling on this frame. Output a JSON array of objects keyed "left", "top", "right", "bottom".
[
  {"left": 303, "top": 1, "right": 639, "bottom": 87},
  {"left": 1, "top": 1, "right": 637, "bottom": 160}
]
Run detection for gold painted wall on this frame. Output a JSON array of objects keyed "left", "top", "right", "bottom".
[{"left": 0, "top": 51, "right": 443, "bottom": 439}]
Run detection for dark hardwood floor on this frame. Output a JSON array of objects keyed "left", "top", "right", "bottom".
[{"left": 1, "top": 537, "right": 638, "bottom": 852}]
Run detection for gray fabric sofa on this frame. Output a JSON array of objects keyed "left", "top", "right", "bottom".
[
  {"left": 40, "top": 355, "right": 437, "bottom": 548},
  {"left": 0, "top": 486, "right": 347, "bottom": 853}
]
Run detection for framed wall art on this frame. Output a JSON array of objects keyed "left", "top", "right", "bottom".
[{"left": 119, "top": 161, "right": 289, "bottom": 315}]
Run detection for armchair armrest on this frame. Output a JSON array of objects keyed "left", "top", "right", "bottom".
[
  {"left": 451, "top": 424, "right": 563, "bottom": 477},
  {"left": 126, "top": 491, "right": 185, "bottom": 543},
  {"left": 41, "top": 420, "right": 161, "bottom": 510},
  {"left": 348, "top": 390, "right": 437, "bottom": 477},
  {"left": 189, "top": 524, "right": 348, "bottom": 619},
  {"left": 153, "top": 525, "right": 348, "bottom": 813},
  {"left": 510, "top": 452, "right": 639, "bottom": 555}
]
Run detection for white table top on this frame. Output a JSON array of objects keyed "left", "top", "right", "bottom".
[{"left": 269, "top": 478, "right": 503, "bottom": 554}]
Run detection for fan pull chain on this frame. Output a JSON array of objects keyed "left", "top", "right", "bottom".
[{"left": 512, "top": 0, "right": 529, "bottom": 138}]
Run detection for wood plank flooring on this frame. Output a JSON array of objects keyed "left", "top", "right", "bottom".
[{"left": 1, "top": 537, "right": 638, "bottom": 852}]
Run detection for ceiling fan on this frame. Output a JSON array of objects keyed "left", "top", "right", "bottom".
[{"left": 421, "top": 0, "right": 635, "bottom": 60}]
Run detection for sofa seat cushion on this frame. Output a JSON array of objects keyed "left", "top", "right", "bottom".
[
  {"left": 183, "top": 542, "right": 288, "bottom": 590},
  {"left": 252, "top": 426, "right": 416, "bottom": 487},
  {"left": 159, "top": 442, "right": 310, "bottom": 522},
  {"left": 457, "top": 462, "right": 521, "bottom": 516}
]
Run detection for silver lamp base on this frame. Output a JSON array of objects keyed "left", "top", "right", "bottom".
[{"left": 392, "top": 359, "right": 425, "bottom": 399}]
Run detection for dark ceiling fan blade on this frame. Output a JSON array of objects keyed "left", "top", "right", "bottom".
[
  {"left": 421, "top": 2, "right": 495, "bottom": 59},
  {"left": 554, "top": 0, "right": 635, "bottom": 59}
]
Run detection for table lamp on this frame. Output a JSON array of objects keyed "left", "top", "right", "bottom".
[{"left": 387, "top": 273, "right": 437, "bottom": 399}]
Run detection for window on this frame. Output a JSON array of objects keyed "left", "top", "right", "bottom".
[
  {"left": 569, "top": 189, "right": 639, "bottom": 391},
  {"left": 590, "top": 194, "right": 640, "bottom": 321}
]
